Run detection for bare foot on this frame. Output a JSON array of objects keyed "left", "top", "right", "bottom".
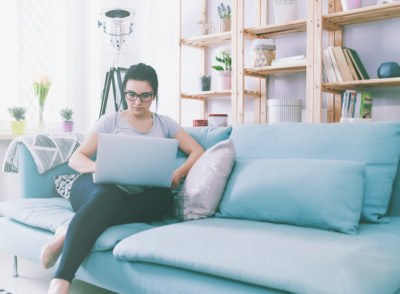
[
  {"left": 47, "top": 278, "right": 70, "bottom": 294},
  {"left": 41, "top": 225, "right": 68, "bottom": 269}
]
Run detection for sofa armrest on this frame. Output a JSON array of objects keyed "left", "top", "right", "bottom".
[{"left": 18, "top": 144, "right": 76, "bottom": 198}]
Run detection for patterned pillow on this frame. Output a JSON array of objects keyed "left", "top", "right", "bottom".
[
  {"left": 53, "top": 174, "right": 81, "bottom": 200},
  {"left": 174, "top": 139, "right": 235, "bottom": 220}
]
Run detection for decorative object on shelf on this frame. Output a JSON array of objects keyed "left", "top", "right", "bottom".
[
  {"left": 197, "top": 20, "right": 216, "bottom": 35},
  {"left": 60, "top": 108, "right": 74, "bottom": 132},
  {"left": 377, "top": 62, "right": 400, "bottom": 78},
  {"left": 267, "top": 98, "right": 302, "bottom": 123},
  {"left": 32, "top": 73, "right": 52, "bottom": 132},
  {"left": 217, "top": 3, "right": 231, "bottom": 32},
  {"left": 212, "top": 47, "right": 232, "bottom": 90},
  {"left": 376, "top": 0, "right": 399, "bottom": 5},
  {"left": 272, "top": 0, "right": 297, "bottom": 24},
  {"left": 200, "top": 75, "right": 211, "bottom": 91},
  {"left": 340, "top": 0, "right": 362, "bottom": 11},
  {"left": 193, "top": 119, "right": 208, "bottom": 127},
  {"left": 251, "top": 39, "right": 276, "bottom": 67},
  {"left": 208, "top": 114, "right": 228, "bottom": 127},
  {"left": 271, "top": 55, "right": 306, "bottom": 66},
  {"left": 7, "top": 106, "right": 26, "bottom": 135}
]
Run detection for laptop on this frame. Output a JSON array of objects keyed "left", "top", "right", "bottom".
[{"left": 93, "top": 133, "right": 178, "bottom": 188}]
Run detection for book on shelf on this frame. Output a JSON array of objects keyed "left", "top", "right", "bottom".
[
  {"left": 332, "top": 46, "right": 355, "bottom": 81},
  {"left": 341, "top": 90, "right": 372, "bottom": 119},
  {"left": 322, "top": 48, "right": 337, "bottom": 82},
  {"left": 327, "top": 46, "right": 344, "bottom": 82},
  {"left": 342, "top": 48, "right": 360, "bottom": 80},
  {"left": 343, "top": 47, "right": 370, "bottom": 80}
]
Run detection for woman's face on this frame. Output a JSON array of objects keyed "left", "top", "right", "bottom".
[{"left": 124, "top": 79, "right": 154, "bottom": 116}]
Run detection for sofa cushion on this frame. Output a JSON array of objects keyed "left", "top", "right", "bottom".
[
  {"left": 217, "top": 158, "right": 365, "bottom": 234},
  {"left": 0, "top": 198, "right": 178, "bottom": 251},
  {"left": 174, "top": 139, "right": 235, "bottom": 220},
  {"left": 113, "top": 217, "right": 400, "bottom": 294},
  {"left": 230, "top": 122, "right": 400, "bottom": 223}
]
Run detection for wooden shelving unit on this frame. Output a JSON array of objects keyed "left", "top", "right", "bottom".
[
  {"left": 245, "top": 19, "right": 307, "bottom": 38},
  {"left": 181, "top": 32, "right": 231, "bottom": 47},
  {"left": 245, "top": 62, "right": 307, "bottom": 78},
  {"left": 323, "top": 1, "right": 400, "bottom": 122},
  {"left": 323, "top": 77, "right": 400, "bottom": 93},
  {"left": 179, "top": 1, "right": 400, "bottom": 125},
  {"left": 181, "top": 90, "right": 260, "bottom": 100}
]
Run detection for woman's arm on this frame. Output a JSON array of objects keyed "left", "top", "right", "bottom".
[
  {"left": 171, "top": 128, "right": 204, "bottom": 189},
  {"left": 68, "top": 132, "right": 99, "bottom": 173}
]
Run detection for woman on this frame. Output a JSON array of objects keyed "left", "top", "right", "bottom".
[{"left": 43, "top": 63, "right": 204, "bottom": 294}]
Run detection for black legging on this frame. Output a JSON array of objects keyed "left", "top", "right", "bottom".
[{"left": 54, "top": 173, "right": 173, "bottom": 282}]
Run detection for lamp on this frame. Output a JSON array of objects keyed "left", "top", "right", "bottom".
[{"left": 98, "top": 8, "right": 134, "bottom": 117}]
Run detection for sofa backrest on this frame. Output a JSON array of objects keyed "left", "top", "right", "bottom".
[
  {"left": 18, "top": 144, "right": 76, "bottom": 198},
  {"left": 387, "top": 159, "right": 400, "bottom": 216},
  {"left": 230, "top": 122, "right": 400, "bottom": 218},
  {"left": 17, "top": 127, "right": 233, "bottom": 199}
]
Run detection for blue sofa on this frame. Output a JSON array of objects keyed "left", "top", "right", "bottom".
[{"left": 1, "top": 123, "right": 400, "bottom": 294}]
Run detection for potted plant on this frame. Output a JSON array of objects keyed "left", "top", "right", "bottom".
[
  {"left": 212, "top": 48, "right": 232, "bottom": 90},
  {"left": 200, "top": 75, "right": 211, "bottom": 91},
  {"left": 217, "top": 3, "right": 231, "bottom": 32},
  {"left": 8, "top": 107, "right": 26, "bottom": 135},
  {"left": 60, "top": 108, "right": 74, "bottom": 132}
]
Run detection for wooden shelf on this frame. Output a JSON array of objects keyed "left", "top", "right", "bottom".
[
  {"left": 323, "top": 3, "right": 400, "bottom": 29},
  {"left": 322, "top": 77, "right": 400, "bottom": 93},
  {"left": 180, "top": 32, "right": 231, "bottom": 47},
  {"left": 245, "top": 19, "right": 307, "bottom": 38},
  {"left": 181, "top": 90, "right": 260, "bottom": 100},
  {"left": 245, "top": 61, "right": 307, "bottom": 78}
]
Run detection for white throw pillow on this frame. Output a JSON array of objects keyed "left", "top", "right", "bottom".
[{"left": 174, "top": 139, "right": 235, "bottom": 220}]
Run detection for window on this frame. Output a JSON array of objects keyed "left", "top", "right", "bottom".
[{"left": 0, "top": 0, "right": 66, "bottom": 126}]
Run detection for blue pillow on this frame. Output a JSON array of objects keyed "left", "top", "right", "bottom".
[
  {"left": 182, "top": 126, "right": 232, "bottom": 150},
  {"left": 230, "top": 122, "right": 400, "bottom": 223},
  {"left": 217, "top": 158, "right": 366, "bottom": 234}
]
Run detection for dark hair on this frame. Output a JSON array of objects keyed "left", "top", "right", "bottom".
[{"left": 122, "top": 63, "right": 159, "bottom": 110}]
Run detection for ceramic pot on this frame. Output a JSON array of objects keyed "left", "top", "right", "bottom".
[
  {"left": 200, "top": 76, "right": 211, "bottom": 91},
  {"left": 217, "top": 71, "right": 231, "bottom": 90},
  {"left": 377, "top": 62, "right": 400, "bottom": 78},
  {"left": 220, "top": 18, "right": 231, "bottom": 32},
  {"left": 10, "top": 121, "right": 26, "bottom": 135},
  {"left": 340, "top": 0, "right": 362, "bottom": 11},
  {"left": 62, "top": 121, "right": 74, "bottom": 132},
  {"left": 272, "top": 0, "right": 297, "bottom": 24}
]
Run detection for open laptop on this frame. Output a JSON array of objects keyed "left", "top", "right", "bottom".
[{"left": 93, "top": 133, "right": 178, "bottom": 188}]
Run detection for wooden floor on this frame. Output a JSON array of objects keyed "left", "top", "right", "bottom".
[{"left": 0, "top": 250, "right": 115, "bottom": 294}]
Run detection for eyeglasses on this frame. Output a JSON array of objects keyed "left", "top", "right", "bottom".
[{"left": 124, "top": 91, "right": 154, "bottom": 102}]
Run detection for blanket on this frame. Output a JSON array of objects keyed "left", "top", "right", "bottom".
[{"left": 2, "top": 133, "right": 86, "bottom": 174}]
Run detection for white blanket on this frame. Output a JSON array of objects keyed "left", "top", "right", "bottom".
[{"left": 2, "top": 133, "right": 86, "bottom": 174}]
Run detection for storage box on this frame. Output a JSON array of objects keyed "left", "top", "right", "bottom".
[{"left": 267, "top": 99, "right": 302, "bottom": 123}]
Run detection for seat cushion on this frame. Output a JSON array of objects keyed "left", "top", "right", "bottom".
[
  {"left": 0, "top": 198, "right": 178, "bottom": 251},
  {"left": 114, "top": 217, "right": 400, "bottom": 294}
]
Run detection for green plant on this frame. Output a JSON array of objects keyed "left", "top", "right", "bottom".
[
  {"left": 217, "top": 3, "right": 231, "bottom": 19},
  {"left": 59, "top": 108, "right": 73, "bottom": 122},
  {"left": 211, "top": 50, "right": 232, "bottom": 72},
  {"left": 8, "top": 107, "right": 26, "bottom": 121}
]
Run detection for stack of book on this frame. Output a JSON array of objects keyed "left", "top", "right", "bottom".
[
  {"left": 323, "top": 46, "right": 370, "bottom": 83},
  {"left": 341, "top": 90, "right": 372, "bottom": 119}
]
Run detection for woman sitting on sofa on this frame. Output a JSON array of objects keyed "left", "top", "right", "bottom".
[{"left": 42, "top": 63, "right": 204, "bottom": 294}]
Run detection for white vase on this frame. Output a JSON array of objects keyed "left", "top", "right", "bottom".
[{"left": 273, "top": 0, "right": 297, "bottom": 24}]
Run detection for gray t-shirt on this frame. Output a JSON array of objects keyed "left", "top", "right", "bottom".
[{"left": 91, "top": 112, "right": 180, "bottom": 139}]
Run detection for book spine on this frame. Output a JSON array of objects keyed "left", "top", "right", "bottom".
[
  {"left": 360, "top": 92, "right": 373, "bottom": 118},
  {"left": 327, "top": 46, "right": 344, "bottom": 82}
]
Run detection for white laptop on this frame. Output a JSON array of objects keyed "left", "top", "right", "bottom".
[{"left": 93, "top": 133, "right": 178, "bottom": 188}]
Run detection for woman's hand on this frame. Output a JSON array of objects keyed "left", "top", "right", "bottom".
[{"left": 171, "top": 169, "right": 185, "bottom": 190}]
